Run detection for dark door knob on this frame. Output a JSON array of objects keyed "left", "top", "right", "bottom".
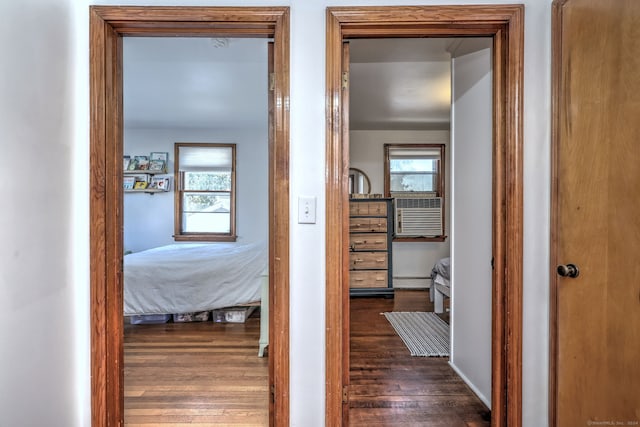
[{"left": 557, "top": 264, "right": 579, "bottom": 278}]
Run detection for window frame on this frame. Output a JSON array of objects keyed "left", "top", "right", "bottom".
[
  {"left": 384, "top": 143, "right": 446, "bottom": 242},
  {"left": 174, "top": 142, "right": 237, "bottom": 242}
]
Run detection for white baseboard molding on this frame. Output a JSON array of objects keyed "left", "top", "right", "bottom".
[
  {"left": 448, "top": 361, "right": 491, "bottom": 409},
  {"left": 392, "top": 277, "right": 430, "bottom": 289}
]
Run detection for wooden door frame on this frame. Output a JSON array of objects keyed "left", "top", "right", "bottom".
[
  {"left": 89, "top": 6, "right": 290, "bottom": 427},
  {"left": 549, "top": 4, "right": 563, "bottom": 424},
  {"left": 325, "top": 5, "right": 524, "bottom": 427}
]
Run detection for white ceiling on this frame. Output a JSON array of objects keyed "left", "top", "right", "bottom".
[
  {"left": 123, "top": 37, "right": 268, "bottom": 130},
  {"left": 123, "top": 37, "right": 463, "bottom": 130}
]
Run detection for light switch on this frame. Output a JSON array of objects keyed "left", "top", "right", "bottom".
[{"left": 298, "top": 196, "right": 316, "bottom": 224}]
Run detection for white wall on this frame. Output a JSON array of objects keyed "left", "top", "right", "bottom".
[
  {"left": 0, "top": 1, "right": 552, "bottom": 426},
  {"left": 350, "top": 130, "right": 451, "bottom": 286},
  {"left": 450, "top": 41, "right": 493, "bottom": 407},
  {"left": 0, "top": 1, "right": 90, "bottom": 426},
  {"left": 123, "top": 127, "right": 269, "bottom": 252}
]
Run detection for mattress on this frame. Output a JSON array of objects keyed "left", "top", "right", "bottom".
[{"left": 124, "top": 241, "right": 267, "bottom": 316}]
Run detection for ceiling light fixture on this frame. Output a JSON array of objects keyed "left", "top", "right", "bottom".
[{"left": 210, "top": 38, "right": 229, "bottom": 48}]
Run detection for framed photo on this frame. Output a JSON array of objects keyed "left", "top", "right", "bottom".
[
  {"left": 149, "top": 159, "right": 166, "bottom": 172},
  {"left": 134, "top": 155, "right": 149, "bottom": 170},
  {"left": 158, "top": 177, "right": 170, "bottom": 191},
  {"left": 150, "top": 176, "right": 171, "bottom": 191},
  {"left": 150, "top": 152, "right": 169, "bottom": 163}
]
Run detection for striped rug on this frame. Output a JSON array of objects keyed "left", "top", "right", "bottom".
[{"left": 383, "top": 311, "right": 450, "bottom": 357}]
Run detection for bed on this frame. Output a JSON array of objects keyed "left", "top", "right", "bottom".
[
  {"left": 124, "top": 241, "right": 268, "bottom": 317},
  {"left": 429, "top": 257, "right": 451, "bottom": 314}
]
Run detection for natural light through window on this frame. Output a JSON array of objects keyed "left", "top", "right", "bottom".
[
  {"left": 175, "top": 143, "right": 236, "bottom": 241},
  {"left": 385, "top": 144, "right": 444, "bottom": 197}
]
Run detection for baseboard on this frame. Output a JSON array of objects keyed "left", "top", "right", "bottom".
[
  {"left": 448, "top": 361, "right": 491, "bottom": 409},
  {"left": 392, "top": 277, "right": 430, "bottom": 289}
]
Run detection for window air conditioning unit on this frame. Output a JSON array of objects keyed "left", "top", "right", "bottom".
[{"left": 394, "top": 197, "right": 443, "bottom": 237}]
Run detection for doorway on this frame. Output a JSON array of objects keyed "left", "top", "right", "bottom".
[
  {"left": 89, "top": 6, "right": 290, "bottom": 427},
  {"left": 325, "top": 6, "right": 524, "bottom": 426},
  {"left": 346, "top": 36, "right": 494, "bottom": 424}
]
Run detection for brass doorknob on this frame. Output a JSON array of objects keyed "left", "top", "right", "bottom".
[{"left": 557, "top": 264, "right": 579, "bottom": 278}]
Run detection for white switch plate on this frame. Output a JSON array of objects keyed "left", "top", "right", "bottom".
[{"left": 298, "top": 196, "right": 316, "bottom": 224}]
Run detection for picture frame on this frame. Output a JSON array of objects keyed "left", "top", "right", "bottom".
[
  {"left": 134, "top": 155, "right": 149, "bottom": 170},
  {"left": 157, "top": 177, "right": 170, "bottom": 191},
  {"left": 150, "top": 152, "right": 169, "bottom": 163},
  {"left": 149, "top": 159, "right": 166, "bottom": 172},
  {"left": 150, "top": 176, "right": 171, "bottom": 191}
]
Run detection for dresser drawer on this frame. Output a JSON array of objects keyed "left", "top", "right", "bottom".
[
  {"left": 349, "top": 217, "right": 387, "bottom": 233},
  {"left": 349, "top": 270, "right": 388, "bottom": 288},
  {"left": 350, "top": 252, "right": 388, "bottom": 270},
  {"left": 350, "top": 233, "right": 387, "bottom": 251},
  {"left": 349, "top": 201, "right": 388, "bottom": 217}
]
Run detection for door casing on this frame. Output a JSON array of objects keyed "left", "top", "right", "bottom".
[
  {"left": 325, "top": 5, "right": 524, "bottom": 426},
  {"left": 89, "top": 6, "right": 290, "bottom": 427}
]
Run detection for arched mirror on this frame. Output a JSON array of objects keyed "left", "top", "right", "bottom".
[{"left": 349, "top": 167, "right": 371, "bottom": 195}]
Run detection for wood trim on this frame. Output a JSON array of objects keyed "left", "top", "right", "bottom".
[
  {"left": 89, "top": 9, "right": 109, "bottom": 425},
  {"left": 325, "top": 5, "right": 524, "bottom": 427},
  {"left": 340, "top": 41, "right": 351, "bottom": 424},
  {"left": 270, "top": 9, "right": 291, "bottom": 427},
  {"left": 325, "top": 10, "right": 345, "bottom": 427},
  {"left": 267, "top": 40, "right": 275, "bottom": 426},
  {"left": 89, "top": 6, "right": 290, "bottom": 427},
  {"left": 549, "top": 1, "right": 567, "bottom": 425}
]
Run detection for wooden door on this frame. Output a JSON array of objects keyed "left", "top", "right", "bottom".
[{"left": 551, "top": 0, "right": 640, "bottom": 425}]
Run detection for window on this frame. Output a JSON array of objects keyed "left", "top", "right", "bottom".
[
  {"left": 384, "top": 143, "right": 446, "bottom": 241},
  {"left": 384, "top": 144, "right": 445, "bottom": 197},
  {"left": 174, "top": 143, "right": 236, "bottom": 242}
]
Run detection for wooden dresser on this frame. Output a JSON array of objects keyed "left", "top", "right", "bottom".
[{"left": 349, "top": 198, "right": 393, "bottom": 296}]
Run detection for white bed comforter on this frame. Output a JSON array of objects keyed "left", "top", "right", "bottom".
[{"left": 124, "top": 242, "right": 267, "bottom": 316}]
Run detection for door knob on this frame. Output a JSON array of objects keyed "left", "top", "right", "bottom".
[{"left": 557, "top": 263, "right": 579, "bottom": 278}]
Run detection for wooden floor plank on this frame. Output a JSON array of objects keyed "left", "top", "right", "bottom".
[
  {"left": 348, "top": 290, "right": 490, "bottom": 427},
  {"left": 124, "top": 290, "right": 489, "bottom": 426}
]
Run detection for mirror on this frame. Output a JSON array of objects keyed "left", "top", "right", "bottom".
[{"left": 349, "top": 167, "right": 371, "bottom": 194}]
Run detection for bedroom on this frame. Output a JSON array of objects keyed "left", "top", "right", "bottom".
[
  {"left": 121, "top": 36, "right": 272, "bottom": 424},
  {"left": 346, "top": 37, "right": 494, "bottom": 422}
]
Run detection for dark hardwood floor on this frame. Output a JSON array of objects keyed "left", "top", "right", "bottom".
[
  {"left": 123, "top": 290, "right": 489, "bottom": 426},
  {"left": 349, "top": 290, "right": 490, "bottom": 426}
]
